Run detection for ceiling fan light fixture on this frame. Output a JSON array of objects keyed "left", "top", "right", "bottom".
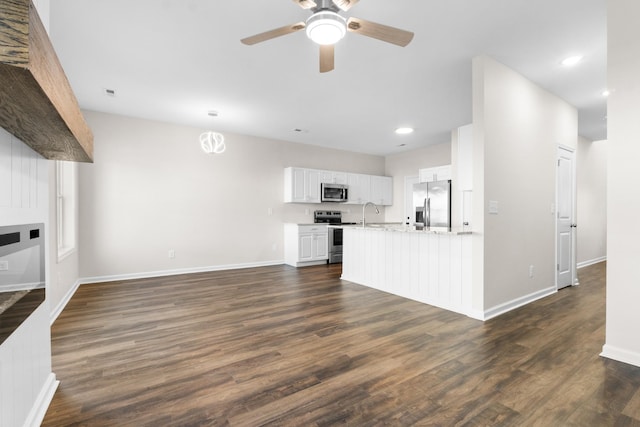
[{"left": 306, "top": 11, "right": 346, "bottom": 45}]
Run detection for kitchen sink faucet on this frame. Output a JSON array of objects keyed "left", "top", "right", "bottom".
[{"left": 362, "top": 202, "right": 380, "bottom": 227}]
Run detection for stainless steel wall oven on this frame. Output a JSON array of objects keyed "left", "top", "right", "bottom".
[{"left": 0, "top": 223, "right": 45, "bottom": 345}]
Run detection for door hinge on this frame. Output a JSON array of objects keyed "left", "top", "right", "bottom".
[{"left": 557, "top": 264, "right": 560, "bottom": 271}]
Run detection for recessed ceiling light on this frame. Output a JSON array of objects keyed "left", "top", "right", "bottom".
[
  {"left": 207, "top": 110, "right": 219, "bottom": 117},
  {"left": 395, "top": 127, "right": 414, "bottom": 135},
  {"left": 561, "top": 55, "right": 583, "bottom": 67},
  {"left": 602, "top": 90, "right": 611, "bottom": 97}
]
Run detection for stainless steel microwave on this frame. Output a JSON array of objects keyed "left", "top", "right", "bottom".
[{"left": 321, "top": 183, "right": 348, "bottom": 203}]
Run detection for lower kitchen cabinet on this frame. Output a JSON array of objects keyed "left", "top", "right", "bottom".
[{"left": 284, "top": 224, "right": 328, "bottom": 267}]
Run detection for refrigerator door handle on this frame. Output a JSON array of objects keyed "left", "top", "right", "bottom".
[{"left": 426, "top": 197, "right": 431, "bottom": 228}]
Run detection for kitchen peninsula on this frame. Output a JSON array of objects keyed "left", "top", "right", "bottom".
[{"left": 341, "top": 225, "right": 474, "bottom": 318}]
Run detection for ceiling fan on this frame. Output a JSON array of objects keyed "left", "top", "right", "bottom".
[{"left": 240, "top": 0, "right": 414, "bottom": 73}]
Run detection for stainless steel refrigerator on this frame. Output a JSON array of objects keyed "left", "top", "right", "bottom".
[{"left": 413, "top": 180, "right": 451, "bottom": 228}]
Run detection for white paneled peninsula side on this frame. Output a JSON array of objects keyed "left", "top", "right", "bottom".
[{"left": 341, "top": 225, "right": 474, "bottom": 318}]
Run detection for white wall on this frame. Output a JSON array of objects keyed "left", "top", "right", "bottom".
[
  {"left": 602, "top": 0, "right": 640, "bottom": 367},
  {"left": 472, "top": 55, "right": 578, "bottom": 317},
  {"left": 576, "top": 136, "right": 607, "bottom": 267},
  {"left": 0, "top": 131, "right": 55, "bottom": 426},
  {"left": 78, "top": 110, "right": 385, "bottom": 280},
  {"left": 384, "top": 142, "right": 451, "bottom": 223}
]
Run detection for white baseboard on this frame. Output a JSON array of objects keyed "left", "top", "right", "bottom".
[
  {"left": 601, "top": 344, "right": 640, "bottom": 368},
  {"left": 577, "top": 256, "right": 607, "bottom": 269},
  {"left": 481, "top": 286, "right": 557, "bottom": 321},
  {"left": 50, "top": 279, "right": 81, "bottom": 326},
  {"left": 78, "top": 260, "right": 284, "bottom": 285},
  {"left": 24, "top": 373, "right": 59, "bottom": 427}
]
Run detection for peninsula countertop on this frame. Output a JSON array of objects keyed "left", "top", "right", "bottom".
[{"left": 333, "top": 223, "right": 472, "bottom": 235}]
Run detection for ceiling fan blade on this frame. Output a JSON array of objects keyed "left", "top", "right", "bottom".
[
  {"left": 292, "top": 0, "right": 317, "bottom": 9},
  {"left": 319, "top": 44, "right": 335, "bottom": 73},
  {"left": 241, "top": 22, "right": 306, "bottom": 45},
  {"left": 332, "top": 0, "right": 360, "bottom": 11},
  {"left": 346, "top": 17, "right": 414, "bottom": 47}
]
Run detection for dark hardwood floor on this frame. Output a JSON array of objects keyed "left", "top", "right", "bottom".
[{"left": 43, "top": 262, "right": 640, "bottom": 426}]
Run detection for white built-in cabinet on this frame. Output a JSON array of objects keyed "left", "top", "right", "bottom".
[
  {"left": 284, "top": 224, "right": 328, "bottom": 267},
  {"left": 284, "top": 167, "right": 321, "bottom": 203},
  {"left": 418, "top": 165, "right": 452, "bottom": 183},
  {"left": 370, "top": 175, "right": 393, "bottom": 206},
  {"left": 284, "top": 167, "right": 392, "bottom": 206},
  {"left": 346, "top": 173, "right": 371, "bottom": 204}
]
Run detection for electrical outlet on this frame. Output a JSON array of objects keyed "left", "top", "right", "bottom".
[
  {"left": 0, "top": 260, "right": 8, "bottom": 271},
  {"left": 529, "top": 265, "right": 534, "bottom": 278},
  {"left": 267, "top": 207, "right": 273, "bottom": 216},
  {"left": 168, "top": 249, "right": 175, "bottom": 259}
]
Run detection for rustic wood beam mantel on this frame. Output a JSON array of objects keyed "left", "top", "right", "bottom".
[{"left": 0, "top": 0, "right": 93, "bottom": 162}]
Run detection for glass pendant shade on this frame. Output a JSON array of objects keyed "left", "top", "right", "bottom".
[{"left": 306, "top": 11, "right": 347, "bottom": 45}]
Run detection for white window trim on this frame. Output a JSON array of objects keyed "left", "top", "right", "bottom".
[{"left": 56, "top": 161, "right": 77, "bottom": 262}]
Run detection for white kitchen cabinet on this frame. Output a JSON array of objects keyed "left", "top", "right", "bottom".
[
  {"left": 285, "top": 167, "right": 393, "bottom": 206},
  {"left": 370, "top": 175, "right": 393, "bottom": 206},
  {"left": 346, "top": 173, "right": 371, "bottom": 205},
  {"left": 284, "top": 167, "right": 321, "bottom": 203},
  {"left": 320, "top": 170, "right": 348, "bottom": 185},
  {"left": 284, "top": 224, "right": 328, "bottom": 267},
  {"left": 419, "top": 165, "right": 452, "bottom": 183}
]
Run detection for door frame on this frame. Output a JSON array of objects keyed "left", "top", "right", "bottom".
[{"left": 555, "top": 145, "right": 578, "bottom": 289}]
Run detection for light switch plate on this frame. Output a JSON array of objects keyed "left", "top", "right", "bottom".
[
  {"left": 489, "top": 200, "right": 499, "bottom": 214},
  {"left": 0, "top": 260, "right": 8, "bottom": 271}
]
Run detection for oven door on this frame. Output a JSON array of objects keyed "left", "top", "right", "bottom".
[{"left": 327, "top": 227, "right": 343, "bottom": 263}]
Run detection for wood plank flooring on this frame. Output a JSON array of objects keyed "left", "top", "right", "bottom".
[{"left": 43, "top": 262, "right": 640, "bottom": 426}]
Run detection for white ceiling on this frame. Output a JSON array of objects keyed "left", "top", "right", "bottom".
[{"left": 49, "top": 0, "right": 606, "bottom": 156}]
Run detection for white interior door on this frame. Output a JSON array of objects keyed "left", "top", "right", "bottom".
[{"left": 556, "top": 146, "right": 575, "bottom": 289}]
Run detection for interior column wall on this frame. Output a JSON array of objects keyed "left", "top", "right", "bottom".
[
  {"left": 472, "top": 55, "right": 578, "bottom": 317},
  {"left": 602, "top": 0, "right": 640, "bottom": 367}
]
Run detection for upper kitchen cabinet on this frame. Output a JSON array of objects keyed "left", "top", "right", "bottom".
[
  {"left": 284, "top": 167, "right": 321, "bottom": 203},
  {"left": 370, "top": 175, "right": 393, "bottom": 206},
  {"left": 0, "top": 0, "right": 93, "bottom": 162},
  {"left": 419, "top": 165, "right": 452, "bottom": 183},
  {"left": 320, "top": 171, "right": 348, "bottom": 185},
  {"left": 346, "top": 173, "right": 371, "bottom": 205},
  {"left": 284, "top": 167, "right": 393, "bottom": 206}
]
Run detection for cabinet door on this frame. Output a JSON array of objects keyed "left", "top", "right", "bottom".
[
  {"left": 333, "top": 172, "right": 348, "bottom": 185},
  {"left": 370, "top": 176, "right": 393, "bottom": 206},
  {"left": 380, "top": 176, "right": 393, "bottom": 205},
  {"left": 419, "top": 167, "right": 436, "bottom": 183},
  {"left": 287, "top": 168, "right": 306, "bottom": 202},
  {"left": 314, "top": 233, "right": 328, "bottom": 259},
  {"left": 319, "top": 170, "right": 333, "bottom": 184},
  {"left": 306, "top": 170, "right": 321, "bottom": 203},
  {"left": 347, "top": 173, "right": 371, "bottom": 204},
  {"left": 299, "top": 234, "right": 314, "bottom": 261},
  {"left": 435, "top": 165, "right": 452, "bottom": 181}
]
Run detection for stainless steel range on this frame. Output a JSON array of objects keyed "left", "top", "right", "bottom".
[{"left": 314, "top": 210, "right": 356, "bottom": 264}]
